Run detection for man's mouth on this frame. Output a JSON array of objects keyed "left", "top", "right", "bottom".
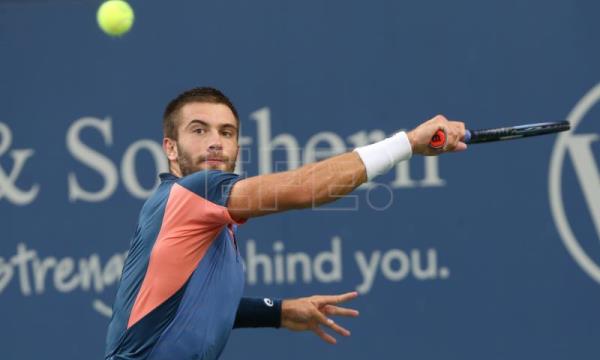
[{"left": 202, "top": 157, "right": 226, "bottom": 166}]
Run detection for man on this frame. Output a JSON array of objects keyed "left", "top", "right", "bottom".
[{"left": 105, "top": 87, "right": 466, "bottom": 360}]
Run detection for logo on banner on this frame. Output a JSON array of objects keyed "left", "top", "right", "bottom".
[{"left": 549, "top": 82, "right": 600, "bottom": 284}]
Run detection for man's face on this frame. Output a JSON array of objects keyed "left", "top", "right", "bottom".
[{"left": 166, "top": 102, "right": 239, "bottom": 176}]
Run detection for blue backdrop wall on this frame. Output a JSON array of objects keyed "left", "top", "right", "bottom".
[{"left": 1, "top": 1, "right": 599, "bottom": 359}]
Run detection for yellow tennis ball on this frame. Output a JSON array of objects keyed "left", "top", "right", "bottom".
[{"left": 97, "top": 0, "right": 135, "bottom": 37}]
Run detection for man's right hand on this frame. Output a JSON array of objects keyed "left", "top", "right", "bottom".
[{"left": 407, "top": 115, "right": 467, "bottom": 155}]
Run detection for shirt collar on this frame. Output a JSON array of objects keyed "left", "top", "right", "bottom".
[{"left": 159, "top": 173, "right": 179, "bottom": 182}]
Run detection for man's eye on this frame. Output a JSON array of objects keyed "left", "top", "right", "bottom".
[
  {"left": 193, "top": 128, "right": 206, "bottom": 134},
  {"left": 222, "top": 131, "right": 233, "bottom": 138}
]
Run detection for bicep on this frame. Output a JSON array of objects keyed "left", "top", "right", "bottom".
[{"left": 227, "top": 171, "right": 308, "bottom": 220}]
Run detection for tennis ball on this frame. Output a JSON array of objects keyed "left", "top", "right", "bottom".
[{"left": 97, "top": 0, "right": 135, "bottom": 37}]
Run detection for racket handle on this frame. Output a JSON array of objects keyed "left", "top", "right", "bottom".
[
  {"left": 429, "top": 129, "right": 472, "bottom": 148},
  {"left": 464, "top": 129, "right": 472, "bottom": 144},
  {"left": 429, "top": 129, "right": 446, "bottom": 149}
]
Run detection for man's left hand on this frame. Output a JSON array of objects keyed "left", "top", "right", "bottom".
[{"left": 280, "top": 291, "right": 359, "bottom": 344}]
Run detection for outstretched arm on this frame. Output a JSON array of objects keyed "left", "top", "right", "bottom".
[{"left": 227, "top": 115, "right": 466, "bottom": 220}]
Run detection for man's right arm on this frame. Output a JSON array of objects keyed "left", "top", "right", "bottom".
[
  {"left": 228, "top": 151, "right": 367, "bottom": 220},
  {"left": 227, "top": 115, "right": 466, "bottom": 221}
]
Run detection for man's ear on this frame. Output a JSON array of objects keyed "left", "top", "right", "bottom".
[{"left": 163, "top": 138, "right": 178, "bottom": 161}]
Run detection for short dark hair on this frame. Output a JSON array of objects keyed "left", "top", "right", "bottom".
[{"left": 163, "top": 87, "right": 239, "bottom": 140}]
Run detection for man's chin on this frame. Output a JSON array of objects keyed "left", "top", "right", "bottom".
[{"left": 197, "top": 162, "right": 234, "bottom": 172}]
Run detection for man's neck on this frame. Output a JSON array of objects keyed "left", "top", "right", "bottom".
[{"left": 169, "top": 163, "right": 183, "bottom": 178}]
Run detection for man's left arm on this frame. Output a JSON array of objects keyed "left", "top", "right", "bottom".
[{"left": 233, "top": 292, "right": 359, "bottom": 344}]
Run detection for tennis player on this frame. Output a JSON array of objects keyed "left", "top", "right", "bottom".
[{"left": 105, "top": 87, "right": 466, "bottom": 360}]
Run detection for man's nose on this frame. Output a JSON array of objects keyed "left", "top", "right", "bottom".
[{"left": 207, "top": 130, "right": 223, "bottom": 151}]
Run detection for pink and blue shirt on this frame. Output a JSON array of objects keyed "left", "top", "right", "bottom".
[{"left": 105, "top": 171, "right": 245, "bottom": 360}]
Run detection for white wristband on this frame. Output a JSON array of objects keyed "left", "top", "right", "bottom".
[{"left": 353, "top": 131, "right": 412, "bottom": 181}]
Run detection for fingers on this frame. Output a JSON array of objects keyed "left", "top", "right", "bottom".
[
  {"left": 313, "top": 326, "right": 337, "bottom": 345},
  {"left": 428, "top": 117, "right": 467, "bottom": 154},
  {"left": 453, "top": 141, "right": 468, "bottom": 152},
  {"left": 446, "top": 121, "right": 466, "bottom": 151},
  {"left": 312, "top": 307, "right": 352, "bottom": 337},
  {"left": 327, "top": 319, "right": 351, "bottom": 337},
  {"left": 323, "top": 304, "right": 359, "bottom": 317},
  {"left": 312, "top": 291, "right": 358, "bottom": 306},
  {"left": 312, "top": 315, "right": 350, "bottom": 345}
]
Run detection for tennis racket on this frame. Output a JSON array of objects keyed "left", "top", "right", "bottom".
[{"left": 429, "top": 121, "right": 571, "bottom": 148}]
